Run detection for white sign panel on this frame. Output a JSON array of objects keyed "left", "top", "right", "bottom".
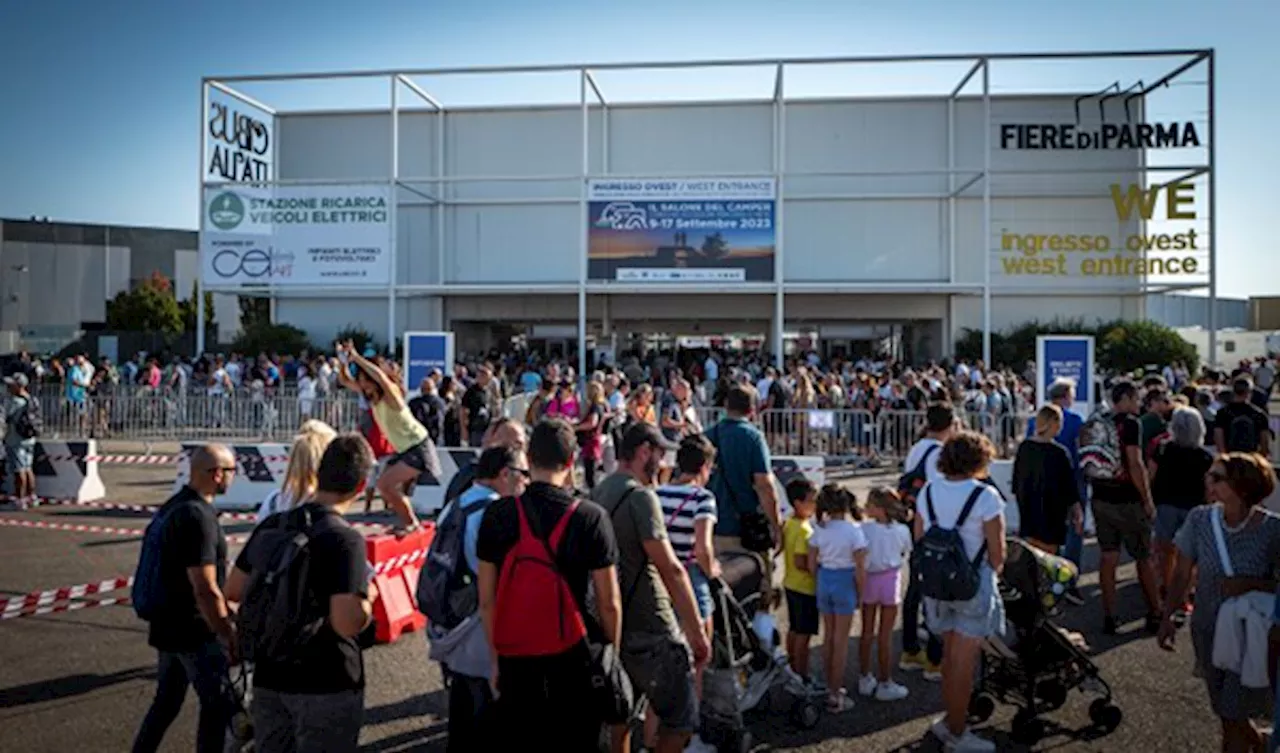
[
  {"left": 200, "top": 184, "right": 391, "bottom": 288},
  {"left": 587, "top": 177, "right": 776, "bottom": 201},
  {"left": 205, "top": 90, "right": 272, "bottom": 183}
]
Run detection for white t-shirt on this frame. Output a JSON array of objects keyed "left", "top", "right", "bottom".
[
  {"left": 808, "top": 519, "right": 868, "bottom": 570},
  {"left": 915, "top": 478, "right": 1004, "bottom": 562},
  {"left": 863, "top": 520, "right": 913, "bottom": 573},
  {"left": 903, "top": 438, "right": 945, "bottom": 485}
]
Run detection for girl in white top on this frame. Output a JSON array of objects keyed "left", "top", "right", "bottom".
[
  {"left": 857, "top": 487, "right": 914, "bottom": 702},
  {"left": 806, "top": 485, "right": 868, "bottom": 713},
  {"left": 256, "top": 420, "right": 337, "bottom": 524},
  {"left": 914, "top": 431, "right": 1007, "bottom": 753}
]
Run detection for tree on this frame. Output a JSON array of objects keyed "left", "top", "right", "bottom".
[
  {"left": 238, "top": 295, "right": 271, "bottom": 330},
  {"left": 105, "top": 271, "right": 183, "bottom": 335},
  {"left": 231, "top": 322, "right": 312, "bottom": 357},
  {"left": 179, "top": 282, "right": 217, "bottom": 334}
]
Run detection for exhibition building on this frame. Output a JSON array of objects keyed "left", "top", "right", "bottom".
[{"left": 196, "top": 50, "right": 1216, "bottom": 373}]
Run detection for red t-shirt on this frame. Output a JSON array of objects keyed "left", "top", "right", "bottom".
[{"left": 364, "top": 409, "right": 395, "bottom": 458}]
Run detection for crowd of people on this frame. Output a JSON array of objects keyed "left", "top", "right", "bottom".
[{"left": 1, "top": 341, "right": 1276, "bottom": 751}]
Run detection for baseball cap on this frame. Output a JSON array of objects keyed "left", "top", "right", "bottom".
[
  {"left": 619, "top": 422, "right": 679, "bottom": 458},
  {"left": 4, "top": 373, "right": 29, "bottom": 388}
]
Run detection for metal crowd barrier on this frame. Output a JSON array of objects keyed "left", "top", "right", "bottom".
[{"left": 27, "top": 386, "right": 361, "bottom": 442}]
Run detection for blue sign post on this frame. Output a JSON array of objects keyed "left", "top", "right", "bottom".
[
  {"left": 1036, "top": 335, "right": 1095, "bottom": 417},
  {"left": 402, "top": 331, "right": 454, "bottom": 397}
]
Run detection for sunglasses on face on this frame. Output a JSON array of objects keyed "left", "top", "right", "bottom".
[
  {"left": 507, "top": 466, "right": 531, "bottom": 479},
  {"left": 208, "top": 466, "right": 237, "bottom": 474},
  {"left": 1207, "top": 470, "right": 1227, "bottom": 483}
]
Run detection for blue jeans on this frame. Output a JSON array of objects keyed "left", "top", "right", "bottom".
[
  {"left": 902, "top": 568, "right": 943, "bottom": 664},
  {"left": 132, "top": 640, "right": 233, "bottom": 753},
  {"left": 1060, "top": 499, "right": 1086, "bottom": 588}
]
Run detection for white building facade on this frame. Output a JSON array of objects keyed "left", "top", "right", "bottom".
[{"left": 198, "top": 51, "right": 1215, "bottom": 372}]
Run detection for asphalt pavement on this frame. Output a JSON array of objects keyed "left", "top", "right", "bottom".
[{"left": 0, "top": 459, "right": 1238, "bottom": 752}]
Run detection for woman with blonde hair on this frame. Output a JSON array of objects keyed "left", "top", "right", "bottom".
[
  {"left": 576, "top": 380, "right": 608, "bottom": 489},
  {"left": 256, "top": 419, "right": 338, "bottom": 522}
]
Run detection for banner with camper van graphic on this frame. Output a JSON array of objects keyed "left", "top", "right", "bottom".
[{"left": 587, "top": 178, "right": 776, "bottom": 282}]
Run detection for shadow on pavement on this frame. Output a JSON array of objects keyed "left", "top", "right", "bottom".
[{"left": 0, "top": 665, "right": 156, "bottom": 708}]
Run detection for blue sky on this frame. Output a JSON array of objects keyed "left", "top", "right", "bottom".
[{"left": 0, "top": 0, "right": 1275, "bottom": 297}]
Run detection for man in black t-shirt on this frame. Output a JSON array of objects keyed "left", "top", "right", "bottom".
[
  {"left": 1091, "top": 381, "right": 1161, "bottom": 636},
  {"left": 1214, "top": 377, "right": 1272, "bottom": 456},
  {"left": 460, "top": 367, "right": 495, "bottom": 448},
  {"left": 225, "top": 434, "right": 377, "bottom": 753},
  {"left": 132, "top": 444, "right": 236, "bottom": 753},
  {"left": 476, "top": 418, "right": 621, "bottom": 751}
]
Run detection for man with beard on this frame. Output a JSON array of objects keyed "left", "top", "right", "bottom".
[
  {"left": 133, "top": 444, "right": 237, "bottom": 753},
  {"left": 593, "top": 424, "right": 711, "bottom": 753}
]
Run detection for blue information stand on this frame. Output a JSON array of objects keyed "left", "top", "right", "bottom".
[
  {"left": 402, "top": 331, "right": 454, "bottom": 397},
  {"left": 1035, "top": 335, "right": 1095, "bottom": 417}
]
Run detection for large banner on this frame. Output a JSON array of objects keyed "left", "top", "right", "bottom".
[
  {"left": 200, "top": 184, "right": 391, "bottom": 288},
  {"left": 587, "top": 178, "right": 775, "bottom": 282},
  {"left": 1036, "top": 335, "right": 1094, "bottom": 417}
]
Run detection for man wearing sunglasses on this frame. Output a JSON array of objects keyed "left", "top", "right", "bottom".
[
  {"left": 133, "top": 444, "right": 237, "bottom": 753},
  {"left": 428, "top": 445, "right": 528, "bottom": 751}
]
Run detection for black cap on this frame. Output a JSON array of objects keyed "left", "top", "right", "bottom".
[{"left": 620, "top": 422, "right": 679, "bottom": 457}]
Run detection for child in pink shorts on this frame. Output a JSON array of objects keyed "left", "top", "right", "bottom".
[{"left": 856, "top": 487, "right": 915, "bottom": 702}]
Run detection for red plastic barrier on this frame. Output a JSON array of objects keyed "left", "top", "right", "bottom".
[{"left": 365, "top": 524, "right": 435, "bottom": 644}]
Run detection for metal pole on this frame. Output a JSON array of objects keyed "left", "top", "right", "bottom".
[
  {"left": 578, "top": 70, "right": 589, "bottom": 381},
  {"left": 1207, "top": 51, "right": 1217, "bottom": 369},
  {"left": 196, "top": 82, "right": 208, "bottom": 359},
  {"left": 388, "top": 75, "right": 399, "bottom": 355},
  {"left": 436, "top": 95, "right": 446, "bottom": 330},
  {"left": 104, "top": 225, "right": 111, "bottom": 304},
  {"left": 981, "top": 59, "right": 992, "bottom": 367},
  {"left": 946, "top": 76, "right": 956, "bottom": 359},
  {"left": 774, "top": 63, "right": 786, "bottom": 370}
]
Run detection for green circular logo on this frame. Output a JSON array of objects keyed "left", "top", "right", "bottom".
[{"left": 208, "top": 192, "right": 245, "bottom": 231}]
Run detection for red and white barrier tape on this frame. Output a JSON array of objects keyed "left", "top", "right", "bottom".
[
  {"left": 0, "top": 517, "right": 147, "bottom": 536},
  {"left": 0, "top": 595, "right": 131, "bottom": 620},
  {"left": 29, "top": 498, "right": 258, "bottom": 523},
  {"left": 373, "top": 548, "right": 426, "bottom": 575},
  {"left": 38, "top": 454, "right": 290, "bottom": 464},
  {"left": 0, "top": 576, "right": 132, "bottom": 615}
]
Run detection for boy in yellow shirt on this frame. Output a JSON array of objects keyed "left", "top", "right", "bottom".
[{"left": 782, "top": 477, "right": 819, "bottom": 678}]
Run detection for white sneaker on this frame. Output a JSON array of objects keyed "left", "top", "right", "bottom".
[
  {"left": 857, "top": 673, "right": 878, "bottom": 697},
  {"left": 930, "top": 718, "right": 957, "bottom": 744},
  {"left": 683, "top": 734, "right": 717, "bottom": 753},
  {"left": 947, "top": 729, "right": 996, "bottom": 752},
  {"left": 874, "top": 680, "right": 910, "bottom": 701}
]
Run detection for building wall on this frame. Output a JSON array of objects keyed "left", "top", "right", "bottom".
[
  {"left": 1146, "top": 293, "right": 1247, "bottom": 330},
  {"left": 271, "top": 94, "right": 1189, "bottom": 350}
]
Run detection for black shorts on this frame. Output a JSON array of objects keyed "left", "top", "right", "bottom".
[
  {"left": 785, "top": 588, "right": 819, "bottom": 636},
  {"left": 389, "top": 439, "right": 442, "bottom": 479}
]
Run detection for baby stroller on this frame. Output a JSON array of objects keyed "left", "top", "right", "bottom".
[
  {"left": 699, "top": 552, "right": 824, "bottom": 753},
  {"left": 968, "top": 538, "right": 1122, "bottom": 744}
]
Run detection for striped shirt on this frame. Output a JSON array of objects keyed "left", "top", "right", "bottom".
[{"left": 655, "top": 484, "right": 718, "bottom": 565}]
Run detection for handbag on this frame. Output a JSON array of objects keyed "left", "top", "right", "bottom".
[
  {"left": 539, "top": 495, "right": 636, "bottom": 725},
  {"left": 709, "top": 424, "right": 774, "bottom": 553}
]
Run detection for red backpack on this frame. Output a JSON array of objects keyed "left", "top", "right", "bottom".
[{"left": 493, "top": 497, "right": 587, "bottom": 657}]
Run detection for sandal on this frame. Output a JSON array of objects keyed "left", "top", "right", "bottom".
[{"left": 826, "top": 694, "right": 855, "bottom": 714}]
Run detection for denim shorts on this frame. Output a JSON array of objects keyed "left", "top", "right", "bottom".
[
  {"left": 1153, "top": 505, "right": 1191, "bottom": 543},
  {"left": 923, "top": 565, "right": 1005, "bottom": 640},
  {"left": 816, "top": 567, "right": 858, "bottom": 616},
  {"left": 4, "top": 440, "right": 35, "bottom": 472},
  {"left": 687, "top": 564, "right": 713, "bottom": 620}
]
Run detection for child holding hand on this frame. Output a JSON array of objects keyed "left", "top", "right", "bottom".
[
  {"left": 807, "top": 484, "right": 868, "bottom": 713},
  {"left": 782, "top": 478, "right": 820, "bottom": 680},
  {"left": 856, "top": 487, "right": 914, "bottom": 702}
]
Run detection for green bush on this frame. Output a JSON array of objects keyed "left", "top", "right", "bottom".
[
  {"left": 178, "top": 282, "right": 217, "bottom": 334},
  {"left": 335, "top": 324, "right": 379, "bottom": 355},
  {"left": 231, "top": 322, "right": 312, "bottom": 357},
  {"left": 956, "top": 318, "right": 1198, "bottom": 374},
  {"left": 105, "top": 272, "right": 184, "bottom": 335}
]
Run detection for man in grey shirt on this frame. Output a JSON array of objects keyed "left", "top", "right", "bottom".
[{"left": 593, "top": 423, "right": 711, "bottom": 753}]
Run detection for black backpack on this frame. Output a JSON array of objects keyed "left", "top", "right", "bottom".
[
  {"left": 897, "top": 444, "right": 939, "bottom": 509},
  {"left": 417, "top": 491, "right": 496, "bottom": 630},
  {"left": 12, "top": 397, "right": 41, "bottom": 439},
  {"left": 910, "top": 485, "right": 988, "bottom": 602},
  {"left": 1226, "top": 411, "right": 1261, "bottom": 453},
  {"left": 132, "top": 501, "right": 182, "bottom": 621},
  {"left": 236, "top": 505, "right": 328, "bottom": 665}
]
